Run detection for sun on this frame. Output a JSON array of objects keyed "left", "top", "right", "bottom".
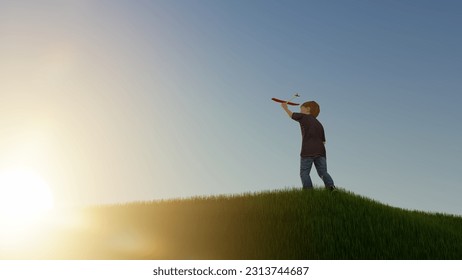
[{"left": 0, "top": 168, "right": 54, "bottom": 227}]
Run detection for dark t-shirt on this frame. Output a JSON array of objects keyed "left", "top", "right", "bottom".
[{"left": 291, "top": 113, "right": 326, "bottom": 158}]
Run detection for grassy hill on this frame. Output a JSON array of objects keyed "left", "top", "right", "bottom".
[{"left": 4, "top": 188, "right": 462, "bottom": 259}]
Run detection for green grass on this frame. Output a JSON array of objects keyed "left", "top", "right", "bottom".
[{"left": 4, "top": 187, "right": 462, "bottom": 259}]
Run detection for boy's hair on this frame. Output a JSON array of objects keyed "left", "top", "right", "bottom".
[{"left": 301, "top": 101, "right": 320, "bottom": 118}]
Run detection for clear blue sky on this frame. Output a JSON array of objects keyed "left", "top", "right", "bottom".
[{"left": 1, "top": 0, "right": 461, "bottom": 215}]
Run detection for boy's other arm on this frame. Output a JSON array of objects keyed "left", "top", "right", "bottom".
[{"left": 281, "top": 103, "right": 293, "bottom": 118}]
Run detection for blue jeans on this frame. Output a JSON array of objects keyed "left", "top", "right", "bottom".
[{"left": 300, "top": 156, "right": 334, "bottom": 189}]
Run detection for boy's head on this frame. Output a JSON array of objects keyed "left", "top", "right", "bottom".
[{"left": 300, "top": 101, "right": 320, "bottom": 118}]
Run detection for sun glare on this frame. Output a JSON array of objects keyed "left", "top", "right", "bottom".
[{"left": 0, "top": 168, "right": 54, "bottom": 228}]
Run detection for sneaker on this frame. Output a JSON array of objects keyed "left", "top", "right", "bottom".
[{"left": 326, "top": 186, "right": 336, "bottom": 191}]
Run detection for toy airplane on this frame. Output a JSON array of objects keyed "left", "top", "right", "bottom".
[{"left": 271, "top": 93, "right": 300, "bottom": 106}]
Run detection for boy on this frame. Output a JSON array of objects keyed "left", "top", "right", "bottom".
[{"left": 281, "top": 101, "right": 336, "bottom": 191}]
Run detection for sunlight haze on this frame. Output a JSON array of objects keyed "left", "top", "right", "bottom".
[{"left": 1, "top": 0, "right": 461, "bottom": 216}]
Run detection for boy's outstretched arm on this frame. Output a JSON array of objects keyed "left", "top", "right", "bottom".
[{"left": 281, "top": 103, "right": 293, "bottom": 118}]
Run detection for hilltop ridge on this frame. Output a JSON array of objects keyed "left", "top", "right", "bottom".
[{"left": 3, "top": 188, "right": 462, "bottom": 259}]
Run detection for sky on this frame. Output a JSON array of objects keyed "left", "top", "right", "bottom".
[{"left": 0, "top": 0, "right": 461, "bottom": 215}]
